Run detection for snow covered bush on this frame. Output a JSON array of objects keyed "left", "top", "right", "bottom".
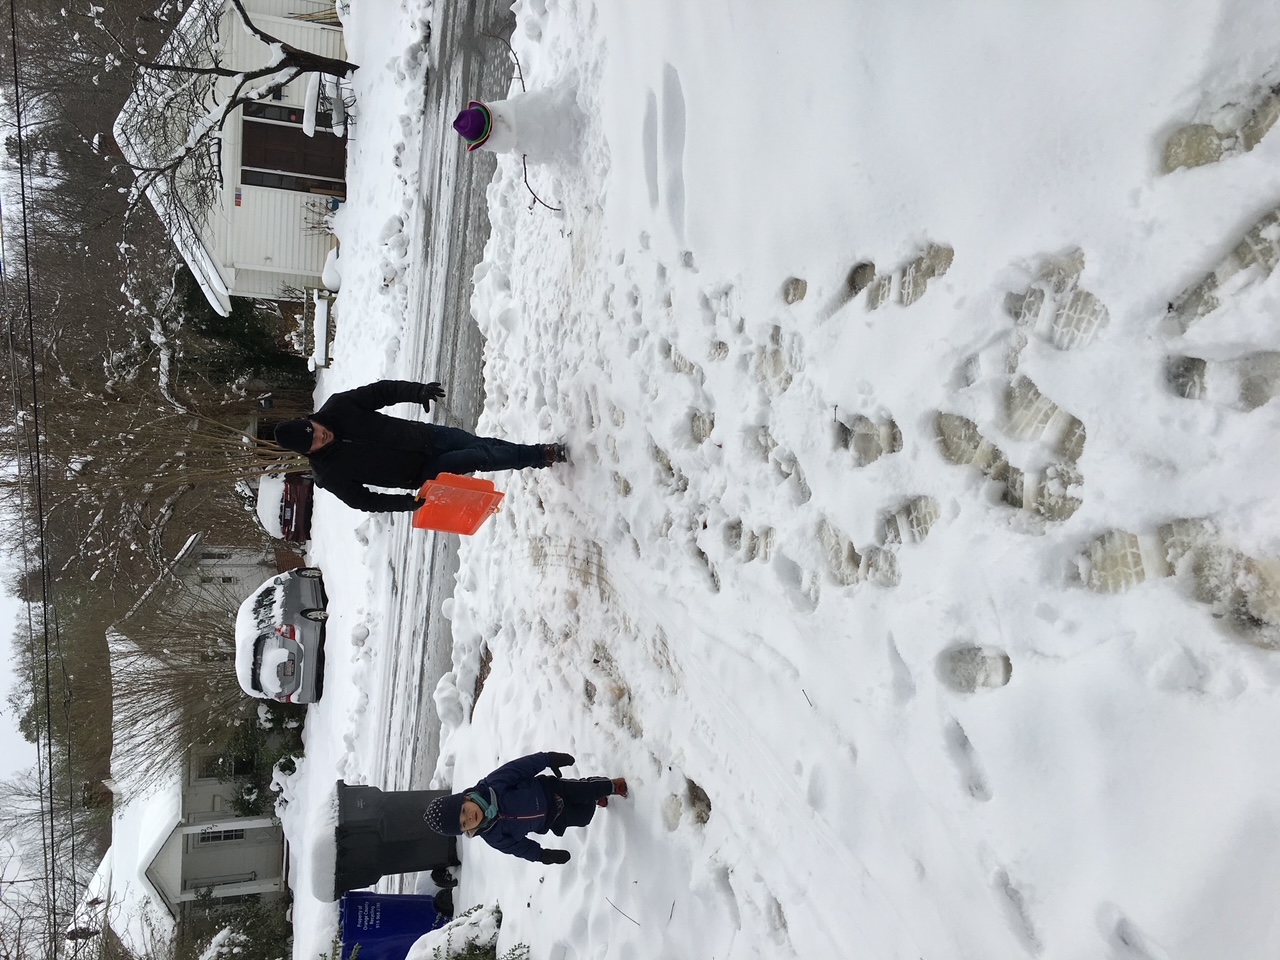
[{"left": 404, "top": 906, "right": 527, "bottom": 960}]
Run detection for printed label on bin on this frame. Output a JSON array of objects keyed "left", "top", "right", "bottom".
[{"left": 351, "top": 901, "right": 381, "bottom": 931}]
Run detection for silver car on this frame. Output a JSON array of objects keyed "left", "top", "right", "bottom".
[{"left": 234, "top": 567, "right": 328, "bottom": 703}]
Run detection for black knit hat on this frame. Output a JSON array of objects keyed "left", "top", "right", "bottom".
[
  {"left": 274, "top": 419, "right": 314, "bottom": 455},
  {"left": 425, "top": 793, "right": 466, "bottom": 836}
]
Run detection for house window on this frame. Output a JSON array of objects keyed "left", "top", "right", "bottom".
[
  {"left": 196, "top": 755, "right": 253, "bottom": 780},
  {"left": 243, "top": 101, "right": 332, "bottom": 129},
  {"left": 198, "top": 829, "right": 246, "bottom": 844},
  {"left": 241, "top": 168, "right": 345, "bottom": 197},
  {"left": 241, "top": 119, "right": 345, "bottom": 183},
  {"left": 200, "top": 551, "right": 232, "bottom": 560}
]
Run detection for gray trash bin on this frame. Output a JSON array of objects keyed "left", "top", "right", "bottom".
[{"left": 332, "top": 781, "right": 459, "bottom": 900}]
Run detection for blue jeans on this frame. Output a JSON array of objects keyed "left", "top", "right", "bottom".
[{"left": 427, "top": 424, "right": 547, "bottom": 476}]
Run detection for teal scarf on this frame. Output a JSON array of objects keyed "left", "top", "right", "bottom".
[{"left": 466, "top": 788, "right": 499, "bottom": 834}]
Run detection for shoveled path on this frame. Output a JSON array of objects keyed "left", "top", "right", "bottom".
[{"left": 367, "top": 0, "right": 514, "bottom": 837}]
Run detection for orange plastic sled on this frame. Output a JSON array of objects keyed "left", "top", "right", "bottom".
[{"left": 411, "top": 473, "right": 505, "bottom": 535}]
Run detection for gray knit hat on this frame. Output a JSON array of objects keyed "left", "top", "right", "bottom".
[{"left": 425, "top": 793, "right": 466, "bottom": 836}]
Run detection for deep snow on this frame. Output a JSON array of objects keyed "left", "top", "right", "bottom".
[{"left": 277, "top": 2, "right": 1280, "bottom": 959}]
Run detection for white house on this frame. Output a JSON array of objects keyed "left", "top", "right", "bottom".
[
  {"left": 114, "top": 0, "right": 349, "bottom": 315},
  {"left": 68, "top": 538, "right": 291, "bottom": 953},
  {"left": 70, "top": 645, "right": 288, "bottom": 956}
]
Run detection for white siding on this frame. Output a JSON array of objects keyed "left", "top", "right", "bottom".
[
  {"left": 246, "top": 0, "right": 339, "bottom": 25},
  {"left": 231, "top": 266, "right": 331, "bottom": 300},
  {"left": 214, "top": 7, "right": 346, "bottom": 109},
  {"left": 233, "top": 186, "right": 336, "bottom": 271},
  {"left": 200, "top": 2, "right": 344, "bottom": 300}
]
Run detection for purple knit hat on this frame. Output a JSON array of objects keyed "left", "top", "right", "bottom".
[
  {"left": 452, "top": 101, "right": 492, "bottom": 152},
  {"left": 274, "top": 419, "right": 314, "bottom": 455},
  {"left": 425, "top": 793, "right": 466, "bottom": 836}
]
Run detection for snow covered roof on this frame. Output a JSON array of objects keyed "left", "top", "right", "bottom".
[
  {"left": 65, "top": 848, "right": 112, "bottom": 938},
  {"left": 167, "top": 232, "right": 234, "bottom": 318},
  {"left": 69, "top": 723, "right": 182, "bottom": 955},
  {"left": 117, "top": 533, "right": 203, "bottom": 624},
  {"left": 112, "top": 0, "right": 234, "bottom": 316},
  {"left": 74, "top": 634, "right": 187, "bottom": 954},
  {"left": 102, "top": 781, "right": 183, "bottom": 954}
]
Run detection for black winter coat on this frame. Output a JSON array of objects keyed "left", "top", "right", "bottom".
[{"left": 308, "top": 380, "right": 446, "bottom": 512}]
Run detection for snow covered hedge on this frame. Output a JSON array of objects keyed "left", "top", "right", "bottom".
[{"left": 404, "top": 906, "right": 527, "bottom": 960}]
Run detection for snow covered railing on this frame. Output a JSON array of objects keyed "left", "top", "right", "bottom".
[
  {"left": 304, "top": 288, "right": 334, "bottom": 370},
  {"left": 302, "top": 73, "right": 354, "bottom": 139}
]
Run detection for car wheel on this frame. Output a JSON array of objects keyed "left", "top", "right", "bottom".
[
  {"left": 302, "top": 608, "right": 328, "bottom": 623},
  {"left": 298, "top": 567, "right": 323, "bottom": 579}
]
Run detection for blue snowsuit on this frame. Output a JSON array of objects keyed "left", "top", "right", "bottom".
[{"left": 468, "top": 752, "right": 613, "bottom": 862}]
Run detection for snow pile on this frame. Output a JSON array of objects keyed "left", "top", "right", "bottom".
[
  {"left": 404, "top": 905, "right": 503, "bottom": 960},
  {"left": 307, "top": 786, "right": 341, "bottom": 904},
  {"left": 280, "top": 1, "right": 1280, "bottom": 959},
  {"left": 195, "top": 926, "right": 246, "bottom": 960},
  {"left": 255, "top": 474, "right": 285, "bottom": 538}
]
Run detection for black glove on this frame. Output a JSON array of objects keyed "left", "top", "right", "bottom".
[
  {"left": 547, "top": 752, "right": 575, "bottom": 777},
  {"left": 420, "top": 382, "right": 446, "bottom": 410},
  {"left": 541, "top": 849, "right": 571, "bottom": 865}
]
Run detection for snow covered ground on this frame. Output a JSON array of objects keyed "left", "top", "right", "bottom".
[{"left": 278, "top": 2, "right": 1280, "bottom": 959}]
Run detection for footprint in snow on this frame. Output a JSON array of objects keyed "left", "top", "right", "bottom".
[
  {"left": 834, "top": 411, "right": 902, "bottom": 467},
  {"left": 723, "top": 519, "right": 774, "bottom": 562},
  {"left": 771, "top": 551, "right": 820, "bottom": 612},
  {"left": 1161, "top": 80, "right": 1280, "bottom": 174},
  {"left": 1099, "top": 904, "right": 1172, "bottom": 960},
  {"left": 937, "top": 645, "right": 1012, "bottom": 694},
  {"left": 1078, "top": 518, "right": 1280, "bottom": 649},
  {"left": 995, "top": 868, "right": 1042, "bottom": 954},
  {"left": 944, "top": 718, "right": 992, "bottom": 802},
  {"left": 866, "top": 243, "right": 954, "bottom": 310}
]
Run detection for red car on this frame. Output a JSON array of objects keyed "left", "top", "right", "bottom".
[{"left": 280, "top": 471, "right": 314, "bottom": 542}]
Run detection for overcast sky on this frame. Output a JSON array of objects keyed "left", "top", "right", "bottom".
[{"left": 0, "top": 572, "right": 37, "bottom": 779}]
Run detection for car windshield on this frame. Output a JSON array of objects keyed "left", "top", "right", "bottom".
[
  {"left": 259, "top": 645, "right": 291, "bottom": 696},
  {"left": 249, "top": 635, "right": 269, "bottom": 694},
  {"left": 249, "top": 584, "right": 282, "bottom": 628},
  {"left": 252, "top": 633, "right": 292, "bottom": 697}
]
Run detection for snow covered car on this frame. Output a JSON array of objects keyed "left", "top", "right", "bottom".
[
  {"left": 280, "top": 472, "right": 314, "bottom": 542},
  {"left": 255, "top": 471, "right": 314, "bottom": 542},
  {"left": 235, "top": 568, "right": 328, "bottom": 703}
]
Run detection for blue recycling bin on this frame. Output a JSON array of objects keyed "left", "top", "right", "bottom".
[{"left": 340, "top": 891, "right": 449, "bottom": 960}]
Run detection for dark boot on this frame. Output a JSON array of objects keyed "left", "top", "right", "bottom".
[{"left": 433, "top": 888, "right": 454, "bottom": 917}]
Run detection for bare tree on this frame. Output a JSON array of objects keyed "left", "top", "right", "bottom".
[
  {"left": 108, "top": 0, "right": 357, "bottom": 258},
  {"left": 33, "top": 392, "right": 307, "bottom": 588},
  {"left": 108, "top": 575, "right": 260, "bottom": 792}
]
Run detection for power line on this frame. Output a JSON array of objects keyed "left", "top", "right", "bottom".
[{"left": 2, "top": 2, "right": 83, "bottom": 949}]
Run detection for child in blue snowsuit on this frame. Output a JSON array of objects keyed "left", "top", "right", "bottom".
[{"left": 424, "top": 751, "right": 628, "bottom": 864}]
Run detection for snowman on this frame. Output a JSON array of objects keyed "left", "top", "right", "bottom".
[{"left": 451, "top": 86, "right": 582, "bottom": 161}]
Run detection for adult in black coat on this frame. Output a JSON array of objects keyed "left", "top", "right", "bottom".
[{"left": 273, "top": 379, "right": 566, "bottom": 513}]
